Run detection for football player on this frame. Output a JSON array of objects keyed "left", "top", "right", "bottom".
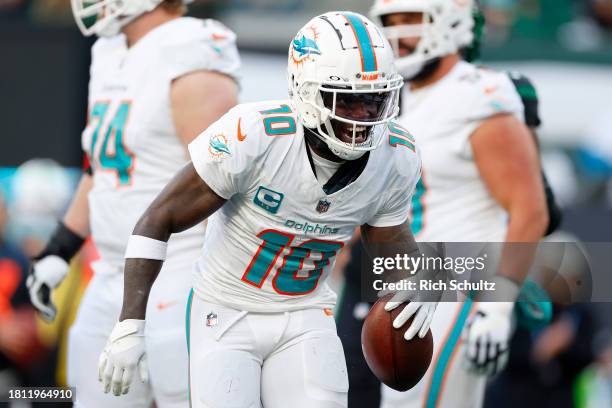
[
  {"left": 96, "top": 11, "right": 436, "bottom": 408},
  {"left": 368, "top": 0, "right": 551, "bottom": 407},
  {"left": 26, "top": 1, "right": 240, "bottom": 407}
]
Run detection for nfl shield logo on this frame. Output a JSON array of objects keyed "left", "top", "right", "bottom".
[
  {"left": 206, "top": 312, "right": 218, "bottom": 327},
  {"left": 316, "top": 199, "right": 331, "bottom": 213}
]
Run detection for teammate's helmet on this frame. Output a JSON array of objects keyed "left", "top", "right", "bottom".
[
  {"left": 71, "top": 0, "right": 193, "bottom": 37},
  {"left": 288, "top": 11, "right": 403, "bottom": 161},
  {"left": 369, "top": 0, "right": 474, "bottom": 79}
]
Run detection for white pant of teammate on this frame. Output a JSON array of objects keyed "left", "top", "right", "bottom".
[
  {"left": 68, "top": 250, "right": 197, "bottom": 408},
  {"left": 187, "top": 293, "right": 349, "bottom": 408},
  {"left": 381, "top": 302, "right": 486, "bottom": 408}
]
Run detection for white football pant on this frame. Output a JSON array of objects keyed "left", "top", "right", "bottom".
[
  {"left": 187, "top": 293, "right": 349, "bottom": 408},
  {"left": 381, "top": 301, "right": 486, "bottom": 408}
]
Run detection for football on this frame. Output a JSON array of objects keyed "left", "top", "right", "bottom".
[{"left": 361, "top": 294, "right": 434, "bottom": 392}]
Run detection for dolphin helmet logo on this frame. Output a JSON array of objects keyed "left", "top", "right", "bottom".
[
  {"left": 292, "top": 36, "right": 321, "bottom": 58},
  {"left": 290, "top": 26, "right": 321, "bottom": 65}
]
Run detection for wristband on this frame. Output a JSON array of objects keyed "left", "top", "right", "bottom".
[
  {"left": 37, "top": 222, "right": 86, "bottom": 262},
  {"left": 125, "top": 235, "right": 168, "bottom": 260}
]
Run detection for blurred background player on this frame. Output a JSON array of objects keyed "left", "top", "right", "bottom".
[
  {"left": 361, "top": 0, "right": 550, "bottom": 407},
  {"left": 337, "top": 3, "right": 549, "bottom": 407},
  {"left": 26, "top": 0, "right": 240, "bottom": 406},
  {"left": 97, "top": 11, "right": 436, "bottom": 408},
  {"left": 4, "top": 159, "right": 87, "bottom": 397},
  {"left": 483, "top": 236, "right": 604, "bottom": 408},
  {"left": 0, "top": 188, "right": 49, "bottom": 401}
]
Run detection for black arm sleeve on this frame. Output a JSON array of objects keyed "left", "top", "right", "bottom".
[
  {"left": 508, "top": 71, "right": 541, "bottom": 128},
  {"left": 508, "top": 71, "right": 562, "bottom": 236},
  {"left": 35, "top": 222, "right": 85, "bottom": 262}
]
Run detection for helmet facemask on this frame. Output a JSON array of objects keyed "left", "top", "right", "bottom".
[
  {"left": 370, "top": 1, "right": 475, "bottom": 80},
  {"left": 294, "top": 78, "right": 402, "bottom": 161},
  {"left": 382, "top": 14, "right": 433, "bottom": 79},
  {"left": 71, "top": 0, "right": 164, "bottom": 37},
  {"left": 287, "top": 12, "right": 404, "bottom": 161}
]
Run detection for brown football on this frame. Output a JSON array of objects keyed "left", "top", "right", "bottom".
[{"left": 361, "top": 294, "right": 434, "bottom": 392}]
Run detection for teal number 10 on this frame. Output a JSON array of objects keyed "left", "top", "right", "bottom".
[
  {"left": 241, "top": 229, "right": 344, "bottom": 295},
  {"left": 259, "top": 104, "right": 296, "bottom": 136},
  {"left": 89, "top": 101, "right": 134, "bottom": 186}
]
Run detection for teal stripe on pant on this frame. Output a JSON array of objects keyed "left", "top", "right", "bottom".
[
  {"left": 185, "top": 289, "right": 194, "bottom": 353},
  {"left": 185, "top": 289, "right": 194, "bottom": 408},
  {"left": 425, "top": 299, "right": 473, "bottom": 408}
]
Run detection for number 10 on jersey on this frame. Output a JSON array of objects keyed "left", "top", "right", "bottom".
[{"left": 241, "top": 230, "right": 344, "bottom": 295}]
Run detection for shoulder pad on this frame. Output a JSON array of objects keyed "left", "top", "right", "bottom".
[
  {"left": 507, "top": 71, "right": 541, "bottom": 128},
  {"left": 457, "top": 65, "right": 524, "bottom": 123},
  {"left": 219, "top": 100, "right": 298, "bottom": 156},
  {"left": 160, "top": 17, "right": 240, "bottom": 81}
]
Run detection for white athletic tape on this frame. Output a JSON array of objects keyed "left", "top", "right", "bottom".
[{"left": 124, "top": 235, "right": 168, "bottom": 261}]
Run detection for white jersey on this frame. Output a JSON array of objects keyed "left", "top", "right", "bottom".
[
  {"left": 81, "top": 17, "right": 240, "bottom": 267},
  {"left": 401, "top": 61, "right": 524, "bottom": 242},
  {"left": 188, "top": 100, "right": 421, "bottom": 312}
]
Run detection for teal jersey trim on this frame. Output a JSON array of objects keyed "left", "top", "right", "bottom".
[
  {"left": 425, "top": 299, "right": 473, "bottom": 408},
  {"left": 185, "top": 289, "right": 194, "bottom": 354},
  {"left": 342, "top": 13, "right": 377, "bottom": 72}
]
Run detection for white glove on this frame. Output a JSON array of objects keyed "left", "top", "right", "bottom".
[
  {"left": 384, "top": 290, "right": 438, "bottom": 341},
  {"left": 99, "top": 319, "right": 148, "bottom": 396},
  {"left": 463, "top": 301, "right": 514, "bottom": 376},
  {"left": 26, "top": 255, "right": 69, "bottom": 322},
  {"left": 380, "top": 243, "right": 445, "bottom": 341}
]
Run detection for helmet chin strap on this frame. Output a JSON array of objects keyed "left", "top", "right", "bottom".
[
  {"left": 304, "top": 127, "right": 344, "bottom": 162},
  {"left": 97, "top": 13, "right": 138, "bottom": 37},
  {"left": 404, "top": 57, "right": 442, "bottom": 82},
  {"left": 90, "top": 0, "right": 162, "bottom": 37},
  {"left": 398, "top": 60, "right": 424, "bottom": 80}
]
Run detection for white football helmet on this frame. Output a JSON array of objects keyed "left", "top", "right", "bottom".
[
  {"left": 288, "top": 11, "right": 403, "bottom": 161},
  {"left": 71, "top": 0, "right": 193, "bottom": 37},
  {"left": 370, "top": 0, "right": 474, "bottom": 79}
]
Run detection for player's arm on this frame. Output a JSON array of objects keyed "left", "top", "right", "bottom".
[
  {"left": 63, "top": 173, "right": 93, "bottom": 237},
  {"left": 27, "top": 172, "right": 92, "bottom": 322},
  {"left": 360, "top": 221, "right": 420, "bottom": 293},
  {"left": 98, "top": 162, "right": 225, "bottom": 396},
  {"left": 360, "top": 222, "right": 438, "bottom": 341},
  {"left": 464, "top": 115, "right": 548, "bottom": 376},
  {"left": 509, "top": 72, "right": 562, "bottom": 235},
  {"left": 360, "top": 222, "right": 419, "bottom": 263},
  {"left": 170, "top": 70, "right": 238, "bottom": 147},
  {"left": 471, "top": 114, "right": 548, "bottom": 281},
  {"left": 121, "top": 162, "right": 226, "bottom": 320}
]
